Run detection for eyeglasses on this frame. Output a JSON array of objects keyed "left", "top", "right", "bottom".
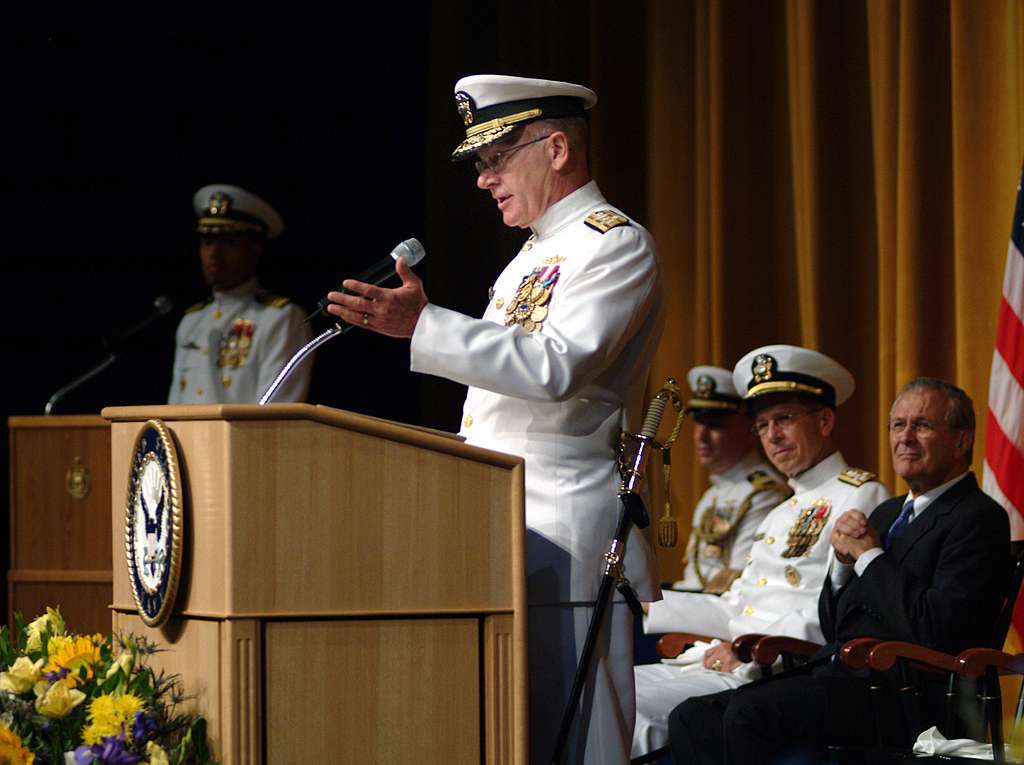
[
  {"left": 751, "top": 408, "right": 822, "bottom": 437},
  {"left": 888, "top": 418, "right": 944, "bottom": 436},
  {"left": 474, "top": 135, "right": 552, "bottom": 175}
]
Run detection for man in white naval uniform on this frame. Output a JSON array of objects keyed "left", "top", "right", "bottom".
[
  {"left": 631, "top": 345, "right": 889, "bottom": 760},
  {"left": 324, "top": 75, "right": 664, "bottom": 764},
  {"left": 671, "top": 366, "right": 789, "bottom": 595},
  {"left": 168, "top": 184, "right": 313, "bottom": 404}
]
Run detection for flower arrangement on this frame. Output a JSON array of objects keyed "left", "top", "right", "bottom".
[{"left": 0, "top": 608, "right": 217, "bottom": 765}]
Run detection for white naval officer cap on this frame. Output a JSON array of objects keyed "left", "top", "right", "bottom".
[
  {"left": 732, "top": 345, "right": 855, "bottom": 409},
  {"left": 685, "top": 366, "right": 743, "bottom": 414},
  {"left": 193, "top": 184, "right": 284, "bottom": 240},
  {"left": 450, "top": 74, "right": 598, "bottom": 161}
]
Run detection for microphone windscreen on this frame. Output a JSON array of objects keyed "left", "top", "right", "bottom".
[
  {"left": 153, "top": 295, "right": 173, "bottom": 315},
  {"left": 392, "top": 238, "right": 426, "bottom": 267}
]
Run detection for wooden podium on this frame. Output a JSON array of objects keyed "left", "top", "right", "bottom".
[
  {"left": 104, "top": 404, "right": 528, "bottom": 765},
  {"left": 8, "top": 415, "right": 112, "bottom": 633}
]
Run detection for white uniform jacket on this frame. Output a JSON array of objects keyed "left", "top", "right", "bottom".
[
  {"left": 672, "top": 452, "right": 789, "bottom": 592},
  {"left": 168, "top": 278, "right": 313, "bottom": 404},
  {"left": 411, "top": 181, "right": 665, "bottom": 604},
  {"left": 645, "top": 451, "right": 890, "bottom": 645}
]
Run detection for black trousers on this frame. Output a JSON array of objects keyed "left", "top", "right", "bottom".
[{"left": 667, "top": 661, "right": 882, "bottom": 765}]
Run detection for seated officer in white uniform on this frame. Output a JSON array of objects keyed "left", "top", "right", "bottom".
[
  {"left": 671, "top": 365, "right": 790, "bottom": 595},
  {"left": 324, "top": 75, "right": 663, "bottom": 764},
  {"left": 631, "top": 345, "right": 890, "bottom": 759},
  {"left": 168, "top": 184, "right": 313, "bottom": 404}
]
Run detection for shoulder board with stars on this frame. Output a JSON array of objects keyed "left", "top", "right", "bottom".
[
  {"left": 184, "top": 297, "right": 213, "bottom": 314},
  {"left": 584, "top": 209, "right": 631, "bottom": 234},
  {"left": 257, "top": 293, "right": 291, "bottom": 309},
  {"left": 838, "top": 467, "right": 878, "bottom": 487}
]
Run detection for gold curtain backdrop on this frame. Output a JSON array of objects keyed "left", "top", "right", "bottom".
[
  {"left": 425, "top": 1, "right": 1024, "bottom": 582},
  {"left": 638, "top": 0, "right": 1024, "bottom": 580}
]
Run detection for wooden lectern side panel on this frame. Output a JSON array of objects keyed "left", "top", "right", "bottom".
[
  {"left": 110, "top": 418, "right": 234, "bottom": 613},
  {"left": 265, "top": 618, "right": 480, "bottom": 763},
  {"left": 10, "top": 420, "right": 111, "bottom": 571},
  {"left": 10, "top": 579, "right": 112, "bottom": 635},
  {"left": 111, "top": 612, "right": 224, "bottom": 759}
]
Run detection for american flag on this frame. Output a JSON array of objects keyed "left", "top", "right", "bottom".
[{"left": 984, "top": 165, "right": 1024, "bottom": 543}]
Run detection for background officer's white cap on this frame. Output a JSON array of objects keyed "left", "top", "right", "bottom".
[
  {"left": 685, "top": 365, "right": 742, "bottom": 414},
  {"left": 193, "top": 184, "right": 284, "bottom": 240},
  {"left": 732, "top": 344, "right": 855, "bottom": 408},
  {"left": 450, "top": 74, "right": 597, "bottom": 160}
]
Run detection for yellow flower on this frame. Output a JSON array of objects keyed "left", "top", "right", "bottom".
[
  {"left": 83, "top": 693, "right": 145, "bottom": 744},
  {"left": 0, "top": 656, "right": 44, "bottom": 694},
  {"left": 43, "top": 635, "right": 100, "bottom": 688},
  {"left": 105, "top": 649, "right": 134, "bottom": 680},
  {"left": 34, "top": 680, "right": 86, "bottom": 718},
  {"left": 25, "top": 607, "right": 65, "bottom": 653},
  {"left": 0, "top": 722, "right": 34, "bottom": 764},
  {"left": 145, "top": 741, "right": 170, "bottom": 765}
]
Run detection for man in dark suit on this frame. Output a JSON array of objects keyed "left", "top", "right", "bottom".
[{"left": 666, "top": 377, "right": 1011, "bottom": 765}]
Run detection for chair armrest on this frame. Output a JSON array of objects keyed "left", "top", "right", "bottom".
[
  {"left": 956, "top": 648, "right": 1024, "bottom": 678},
  {"left": 751, "top": 636, "right": 821, "bottom": 666},
  {"left": 656, "top": 633, "right": 717, "bottom": 659},
  {"left": 838, "top": 637, "right": 882, "bottom": 670},
  {"left": 731, "top": 634, "right": 767, "bottom": 663},
  {"left": 867, "top": 641, "right": 957, "bottom": 673}
]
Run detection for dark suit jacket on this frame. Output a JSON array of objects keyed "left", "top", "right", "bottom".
[{"left": 819, "top": 472, "right": 1010, "bottom": 655}]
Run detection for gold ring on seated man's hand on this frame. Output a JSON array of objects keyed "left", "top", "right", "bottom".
[
  {"left": 710, "top": 659, "right": 723, "bottom": 672},
  {"left": 362, "top": 313, "right": 370, "bottom": 326}
]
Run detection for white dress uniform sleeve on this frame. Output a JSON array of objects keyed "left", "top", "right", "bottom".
[
  {"left": 749, "top": 480, "right": 890, "bottom": 643},
  {"left": 255, "top": 304, "right": 314, "bottom": 402},
  {"left": 643, "top": 590, "right": 734, "bottom": 638},
  {"left": 410, "top": 226, "right": 658, "bottom": 402}
]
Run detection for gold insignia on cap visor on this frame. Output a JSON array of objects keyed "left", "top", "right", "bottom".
[
  {"left": 695, "top": 375, "right": 715, "bottom": 399},
  {"left": 753, "top": 354, "right": 777, "bottom": 383},
  {"left": 207, "top": 192, "right": 232, "bottom": 216},
  {"left": 455, "top": 91, "right": 474, "bottom": 126}
]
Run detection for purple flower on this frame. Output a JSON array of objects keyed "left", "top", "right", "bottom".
[
  {"left": 131, "top": 710, "right": 158, "bottom": 744},
  {"left": 44, "top": 666, "right": 70, "bottom": 683},
  {"left": 74, "top": 730, "right": 141, "bottom": 765}
]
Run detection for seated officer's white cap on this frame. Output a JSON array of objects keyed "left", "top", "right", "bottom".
[
  {"left": 193, "top": 184, "right": 284, "bottom": 240},
  {"left": 685, "top": 366, "right": 742, "bottom": 414},
  {"left": 450, "top": 74, "right": 597, "bottom": 160},
  {"left": 732, "top": 344, "right": 855, "bottom": 408}
]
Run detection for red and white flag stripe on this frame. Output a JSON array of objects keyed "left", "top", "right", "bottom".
[{"left": 984, "top": 172, "right": 1024, "bottom": 540}]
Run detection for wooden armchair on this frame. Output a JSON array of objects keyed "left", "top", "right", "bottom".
[{"left": 831, "top": 542, "right": 1024, "bottom": 763}]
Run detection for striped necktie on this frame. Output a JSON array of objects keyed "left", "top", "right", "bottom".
[{"left": 885, "top": 496, "right": 915, "bottom": 550}]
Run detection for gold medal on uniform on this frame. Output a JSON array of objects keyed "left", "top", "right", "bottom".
[
  {"left": 219, "top": 319, "right": 255, "bottom": 368},
  {"left": 504, "top": 264, "right": 561, "bottom": 332},
  {"left": 782, "top": 499, "right": 832, "bottom": 558}
]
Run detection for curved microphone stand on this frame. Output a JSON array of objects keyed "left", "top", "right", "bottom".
[{"left": 258, "top": 325, "right": 344, "bottom": 405}]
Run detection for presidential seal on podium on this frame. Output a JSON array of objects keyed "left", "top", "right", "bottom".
[{"left": 124, "top": 419, "right": 184, "bottom": 627}]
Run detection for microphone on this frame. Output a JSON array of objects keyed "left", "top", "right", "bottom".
[
  {"left": 44, "top": 295, "right": 174, "bottom": 415},
  {"left": 103, "top": 295, "right": 174, "bottom": 351},
  {"left": 306, "top": 238, "right": 426, "bottom": 323}
]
